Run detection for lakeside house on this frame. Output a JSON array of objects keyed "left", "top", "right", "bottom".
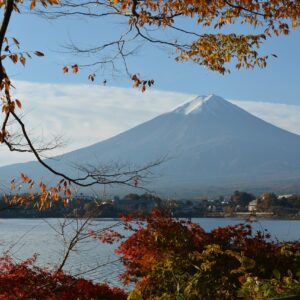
[{"left": 248, "top": 199, "right": 258, "bottom": 212}]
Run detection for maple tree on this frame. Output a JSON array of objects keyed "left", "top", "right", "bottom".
[{"left": 113, "top": 210, "right": 300, "bottom": 300}]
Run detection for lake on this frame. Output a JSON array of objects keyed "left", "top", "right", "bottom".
[{"left": 0, "top": 218, "right": 299, "bottom": 288}]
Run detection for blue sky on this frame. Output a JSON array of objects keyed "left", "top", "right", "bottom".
[
  {"left": 7, "top": 6, "right": 300, "bottom": 104},
  {"left": 0, "top": 4, "right": 299, "bottom": 166}
]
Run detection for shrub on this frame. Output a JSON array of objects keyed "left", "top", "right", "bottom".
[{"left": 0, "top": 255, "right": 127, "bottom": 300}]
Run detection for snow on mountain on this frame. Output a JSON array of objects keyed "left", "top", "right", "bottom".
[{"left": 1, "top": 94, "right": 300, "bottom": 197}]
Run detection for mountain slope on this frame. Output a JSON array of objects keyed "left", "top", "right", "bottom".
[{"left": 1, "top": 95, "right": 300, "bottom": 197}]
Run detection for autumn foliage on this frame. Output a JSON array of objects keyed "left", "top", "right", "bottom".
[
  {"left": 0, "top": 1, "right": 299, "bottom": 299},
  {"left": 58, "top": 0, "right": 300, "bottom": 75},
  {"left": 1, "top": 210, "right": 300, "bottom": 299},
  {"left": 0, "top": 255, "right": 127, "bottom": 300},
  {"left": 115, "top": 210, "right": 300, "bottom": 299}
]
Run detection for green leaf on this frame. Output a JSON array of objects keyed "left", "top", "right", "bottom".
[{"left": 273, "top": 269, "right": 281, "bottom": 280}]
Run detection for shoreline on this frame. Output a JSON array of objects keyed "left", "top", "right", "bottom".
[{"left": 0, "top": 215, "right": 299, "bottom": 220}]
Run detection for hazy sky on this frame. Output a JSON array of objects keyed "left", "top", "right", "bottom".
[{"left": 0, "top": 3, "right": 299, "bottom": 166}]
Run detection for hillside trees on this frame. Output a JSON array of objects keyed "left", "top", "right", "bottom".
[{"left": 0, "top": 0, "right": 298, "bottom": 200}]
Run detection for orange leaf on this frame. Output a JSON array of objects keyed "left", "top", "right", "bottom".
[
  {"left": 30, "top": 0, "right": 37, "bottom": 10},
  {"left": 15, "top": 99, "right": 22, "bottom": 109},
  {"left": 20, "top": 55, "right": 26, "bottom": 66},
  {"left": 72, "top": 64, "right": 79, "bottom": 73},
  {"left": 9, "top": 54, "right": 18, "bottom": 64}
]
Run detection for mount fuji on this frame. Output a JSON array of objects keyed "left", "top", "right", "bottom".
[{"left": 1, "top": 94, "right": 300, "bottom": 197}]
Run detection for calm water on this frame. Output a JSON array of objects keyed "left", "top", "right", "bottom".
[{"left": 0, "top": 218, "right": 299, "bottom": 287}]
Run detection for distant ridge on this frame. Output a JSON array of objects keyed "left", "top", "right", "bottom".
[{"left": 1, "top": 95, "right": 300, "bottom": 197}]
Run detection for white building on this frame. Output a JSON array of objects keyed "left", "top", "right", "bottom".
[{"left": 248, "top": 199, "right": 258, "bottom": 212}]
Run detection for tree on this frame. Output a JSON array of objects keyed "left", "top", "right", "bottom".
[
  {"left": 230, "top": 190, "right": 256, "bottom": 207},
  {"left": 0, "top": 0, "right": 299, "bottom": 202},
  {"left": 114, "top": 210, "right": 300, "bottom": 299},
  {"left": 257, "top": 192, "right": 278, "bottom": 211}
]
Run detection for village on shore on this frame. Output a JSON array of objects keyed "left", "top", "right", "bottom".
[{"left": 0, "top": 191, "right": 300, "bottom": 219}]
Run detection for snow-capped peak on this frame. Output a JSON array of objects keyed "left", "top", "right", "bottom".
[{"left": 173, "top": 94, "right": 225, "bottom": 115}]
